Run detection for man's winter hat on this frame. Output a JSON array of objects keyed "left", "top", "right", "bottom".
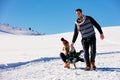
[{"left": 61, "top": 37, "right": 68, "bottom": 45}]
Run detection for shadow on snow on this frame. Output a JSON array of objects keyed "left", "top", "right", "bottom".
[
  {"left": 80, "top": 67, "right": 120, "bottom": 72},
  {"left": 0, "top": 57, "right": 60, "bottom": 69},
  {"left": 97, "top": 51, "right": 120, "bottom": 55},
  {"left": 0, "top": 51, "right": 120, "bottom": 71},
  {"left": 97, "top": 67, "right": 120, "bottom": 72}
]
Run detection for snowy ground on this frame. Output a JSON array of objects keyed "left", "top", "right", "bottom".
[{"left": 0, "top": 26, "right": 120, "bottom": 80}]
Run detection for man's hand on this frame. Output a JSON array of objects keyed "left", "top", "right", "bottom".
[
  {"left": 71, "top": 42, "right": 74, "bottom": 47},
  {"left": 100, "top": 34, "right": 104, "bottom": 40}
]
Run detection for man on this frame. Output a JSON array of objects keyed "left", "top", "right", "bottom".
[{"left": 71, "top": 9, "right": 104, "bottom": 71}]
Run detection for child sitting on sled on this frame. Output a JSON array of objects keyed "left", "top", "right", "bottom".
[{"left": 60, "top": 37, "right": 84, "bottom": 69}]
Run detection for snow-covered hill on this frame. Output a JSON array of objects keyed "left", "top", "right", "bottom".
[
  {"left": 0, "top": 23, "right": 41, "bottom": 35},
  {"left": 0, "top": 26, "right": 120, "bottom": 80}
]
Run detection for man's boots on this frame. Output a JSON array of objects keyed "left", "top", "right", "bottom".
[
  {"left": 91, "top": 62, "right": 96, "bottom": 70},
  {"left": 85, "top": 66, "right": 91, "bottom": 71}
]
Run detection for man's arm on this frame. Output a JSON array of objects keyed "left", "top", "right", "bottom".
[
  {"left": 87, "top": 16, "right": 103, "bottom": 34},
  {"left": 87, "top": 16, "right": 104, "bottom": 40},
  {"left": 72, "top": 24, "right": 79, "bottom": 44}
]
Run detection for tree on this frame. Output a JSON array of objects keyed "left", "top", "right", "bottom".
[{"left": 29, "top": 27, "right": 31, "bottom": 30}]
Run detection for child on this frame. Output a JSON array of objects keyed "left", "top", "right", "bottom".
[
  {"left": 60, "top": 37, "right": 84, "bottom": 69},
  {"left": 60, "top": 37, "right": 70, "bottom": 68},
  {"left": 61, "top": 37, "right": 69, "bottom": 55}
]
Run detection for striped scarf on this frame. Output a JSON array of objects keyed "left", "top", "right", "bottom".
[{"left": 75, "top": 15, "right": 95, "bottom": 38}]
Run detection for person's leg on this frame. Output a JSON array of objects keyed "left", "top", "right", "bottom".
[
  {"left": 75, "top": 56, "right": 84, "bottom": 62},
  {"left": 81, "top": 39, "right": 90, "bottom": 70},
  {"left": 60, "top": 52, "right": 70, "bottom": 68},
  {"left": 90, "top": 36, "right": 96, "bottom": 70},
  {"left": 90, "top": 36, "right": 96, "bottom": 62},
  {"left": 60, "top": 52, "right": 67, "bottom": 62}
]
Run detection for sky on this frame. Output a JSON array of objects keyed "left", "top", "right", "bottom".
[{"left": 0, "top": 0, "right": 120, "bottom": 34}]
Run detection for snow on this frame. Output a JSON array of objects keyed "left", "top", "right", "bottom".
[{"left": 0, "top": 26, "right": 120, "bottom": 80}]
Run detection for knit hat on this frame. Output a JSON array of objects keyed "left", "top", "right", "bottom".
[{"left": 61, "top": 37, "right": 68, "bottom": 45}]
